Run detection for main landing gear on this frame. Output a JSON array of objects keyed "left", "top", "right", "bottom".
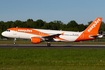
[
  {"left": 14, "top": 38, "right": 16, "bottom": 45},
  {"left": 47, "top": 42, "right": 51, "bottom": 46}
]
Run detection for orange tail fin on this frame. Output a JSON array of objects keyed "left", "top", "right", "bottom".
[
  {"left": 75, "top": 17, "right": 102, "bottom": 42},
  {"left": 84, "top": 17, "right": 102, "bottom": 35}
]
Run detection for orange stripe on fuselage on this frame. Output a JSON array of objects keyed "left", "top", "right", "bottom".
[
  {"left": 8, "top": 28, "right": 49, "bottom": 36},
  {"left": 55, "top": 37, "right": 69, "bottom": 41},
  {"left": 8, "top": 28, "right": 69, "bottom": 41},
  {"left": 75, "top": 32, "right": 96, "bottom": 42}
]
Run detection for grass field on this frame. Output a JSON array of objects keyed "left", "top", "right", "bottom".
[
  {"left": 0, "top": 49, "right": 105, "bottom": 70},
  {"left": 0, "top": 40, "right": 105, "bottom": 70}
]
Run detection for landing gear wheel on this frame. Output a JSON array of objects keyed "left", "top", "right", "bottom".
[
  {"left": 47, "top": 42, "right": 51, "bottom": 46},
  {"left": 14, "top": 38, "right": 16, "bottom": 45}
]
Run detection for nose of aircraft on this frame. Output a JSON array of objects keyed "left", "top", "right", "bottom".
[{"left": 1, "top": 32, "right": 6, "bottom": 36}]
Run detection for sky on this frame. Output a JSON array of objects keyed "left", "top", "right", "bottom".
[{"left": 0, "top": 0, "right": 105, "bottom": 24}]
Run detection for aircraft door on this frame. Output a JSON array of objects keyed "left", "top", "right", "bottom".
[
  {"left": 13, "top": 28, "right": 19, "bottom": 38},
  {"left": 13, "top": 28, "right": 17, "bottom": 35},
  {"left": 13, "top": 31, "right": 17, "bottom": 35}
]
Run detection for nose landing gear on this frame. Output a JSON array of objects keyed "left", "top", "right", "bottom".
[{"left": 14, "top": 38, "right": 16, "bottom": 45}]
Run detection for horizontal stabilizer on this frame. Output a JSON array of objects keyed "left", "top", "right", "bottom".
[{"left": 90, "top": 34, "right": 103, "bottom": 38}]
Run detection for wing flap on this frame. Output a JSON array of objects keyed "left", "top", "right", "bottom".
[{"left": 43, "top": 34, "right": 61, "bottom": 38}]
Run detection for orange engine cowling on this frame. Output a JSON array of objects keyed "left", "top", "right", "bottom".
[{"left": 31, "top": 37, "right": 41, "bottom": 44}]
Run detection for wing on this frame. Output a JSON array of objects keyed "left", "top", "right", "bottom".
[
  {"left": 42, "top": 32, "right": 69, "bottom": 41},
  {"left": 43, "top": 34, "right": 61, "bottom": 38},
  {"left": 42, "top": 32, "right": 64, "bottom": 38}
]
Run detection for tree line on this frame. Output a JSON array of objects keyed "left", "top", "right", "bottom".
[{"left": 0, "top": 19, "right": 105, "bottom": 38}]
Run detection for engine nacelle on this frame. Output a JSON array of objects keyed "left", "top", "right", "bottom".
[{"left": 31, "top": 37, "right": 41, "bottom": 44}]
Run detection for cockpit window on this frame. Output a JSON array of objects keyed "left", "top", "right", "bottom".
[{"left": 6, "top": 30, "right": 10, "bottom": 32}]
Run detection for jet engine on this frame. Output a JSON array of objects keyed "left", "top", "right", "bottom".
[{"left": 31, "top": 37, "right": 41, "bottom": 43}]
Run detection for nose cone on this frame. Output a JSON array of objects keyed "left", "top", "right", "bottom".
[{"left": 1, "top": 32, "right": 6, "bottom": 37}]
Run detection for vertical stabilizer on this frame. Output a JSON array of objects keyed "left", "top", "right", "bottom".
[
  {"left": 84, "top": 17, "right": 102, "bottom": 35},
  {"left": 75, "top": 17, "right": 102, "bottom": 41}
]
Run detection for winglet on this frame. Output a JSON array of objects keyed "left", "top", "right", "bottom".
[{"left": 61, "top": 32, "right": 64, "bottom": 35}]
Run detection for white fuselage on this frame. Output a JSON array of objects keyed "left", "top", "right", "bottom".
[{"left": 2, "top": 29, "right": 82, "bottom": 42}]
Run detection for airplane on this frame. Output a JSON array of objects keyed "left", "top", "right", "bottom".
[{"left": 1, "top": 17, "right": 103, "bottom": 46}]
